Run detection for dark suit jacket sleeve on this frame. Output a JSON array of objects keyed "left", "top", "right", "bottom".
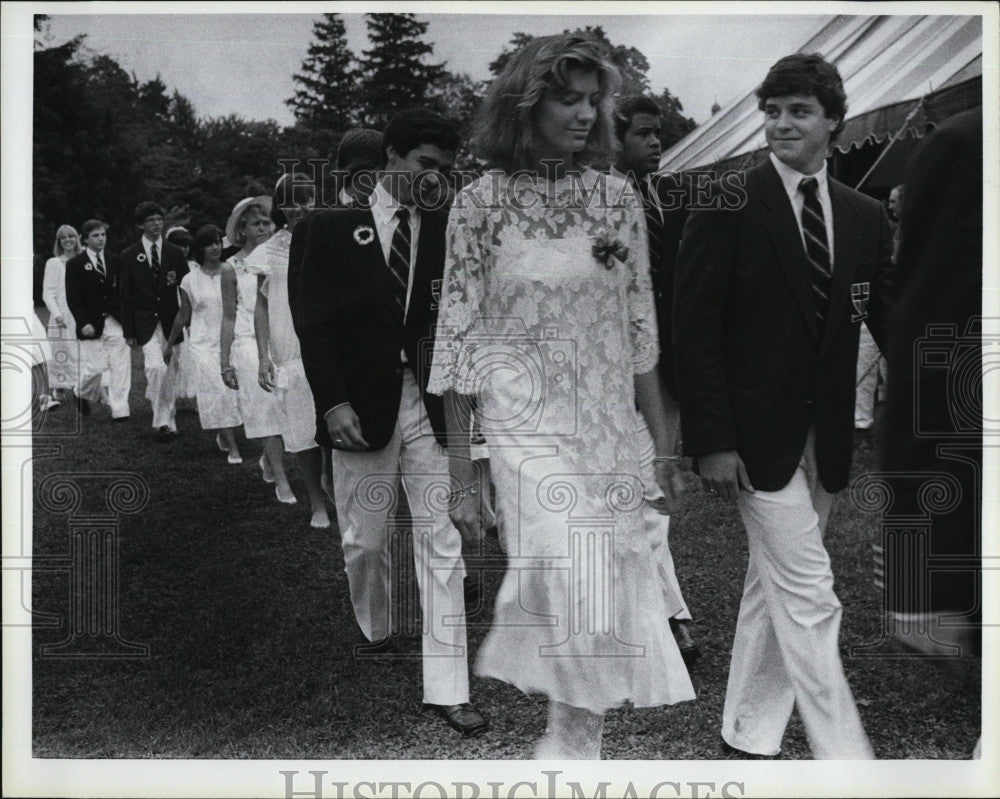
[
  {"left": 64, "top": 256, "right": 90, "bottom": 336},
  {"left": 118, "top": 247, "right": 135, "bottom": 339},
  {"left": 296, "top": 212, "right": 349, "bottom": 417},
  {"left": 863, "top": 203, "right": 895, "bottom": 353},
  {"left": 287, "top": 217, "right": 310, "bottom": 336},
  {"left": 672, "top": 204, "right": 740, "bottom": 456}
]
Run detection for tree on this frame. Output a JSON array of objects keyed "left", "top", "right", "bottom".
[
  {"left": 358, "top": 13, "right": 448, "bottom": 127},
  {"left": 286, "top": 14, "right": 360, "bottom": 133},
  {"left": 653, "top": 87, "right": 696, "bottom": 151}
]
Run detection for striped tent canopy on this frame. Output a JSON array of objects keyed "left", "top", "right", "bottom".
[{"left": 660, "top": 15, "right": 983, "bottom": 173}]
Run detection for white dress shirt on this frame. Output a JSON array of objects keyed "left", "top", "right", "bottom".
[
  {"left": 369, "top": 179, "right": 421, "bottom": 320},
  {"left": 141, "top": 235, "right": 164, "bottom": 267},
  {"left": 86, "top": 247, "right": 106, "bottom": 275},
  {"left": 769, "top": 152, "right": 835, "bottom": 266}
]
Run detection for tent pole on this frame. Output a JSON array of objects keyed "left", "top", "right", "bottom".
[{"left": 853, "top": 94, "right": 928, "bottom": 192}]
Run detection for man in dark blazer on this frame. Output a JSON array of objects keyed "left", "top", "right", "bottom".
[
  {"left": 297, "top": 109, "right": 486, "bottom": 736},
  {"left": 288, "top": 128, "right": 385, "bottom": 336},
  {"left": 612, "top": 94, "right": 700, "bottom": 665},
  {"left": 674, "top": 54, "right": 893, "bottom": 759},
  {"left": 119, "top": 201, "right": 189, "bottom": 438},
  {"left": 880, "top": 107, "right": 982, "bottom": 666},
  {"left": 64, "top": 219, "right": 131, "bottom": 420}
]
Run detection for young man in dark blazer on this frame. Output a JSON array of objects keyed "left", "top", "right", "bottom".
[
  {"left": 612, "top": 94, "right": 700, "bottom": 665},
  {"left": 297, "top": 109, "right": 486, "bottom": 736},
  {"left": 674, "top": 54, "right": 893, "bottom": 759},
  {"left": 119, "top": 201, "right": 189, "bottom": 438},
  {"left": 64, "top": 219, "right": 131, "bottom": 420}
]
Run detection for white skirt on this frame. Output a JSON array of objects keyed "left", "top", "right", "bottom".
[
  {"left": 190, "top": 343, "right": 241, "bottom": 431},
  {"left": 275, "top": 359, "right": 318, "bottom": 453},
  {"left": 231, "top": 336, "right": 285, "bottom": 439}
]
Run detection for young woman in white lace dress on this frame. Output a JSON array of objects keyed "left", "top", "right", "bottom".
[{"left": 427, "top": 33, "right": 695, "bottom": 758}]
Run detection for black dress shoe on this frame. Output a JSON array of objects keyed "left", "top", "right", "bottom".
[
  {"left": 424, "top": 702, "right": 489, "bottom": 736},
  {"left": 670, "top": 619, "right": 702, "bottom": 666},
  {"left": 720, "top": 739, "right": 778, "bottom": 759},
  {"left": 157, "top": 426, "right": 178, "bottom": 440},
  {"left": 76, "top": 396, "right": 91, "bottom": 417}
]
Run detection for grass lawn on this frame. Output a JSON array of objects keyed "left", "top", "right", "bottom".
[{"left": 30, "top": 343, "right": 980, "bottom": 759}]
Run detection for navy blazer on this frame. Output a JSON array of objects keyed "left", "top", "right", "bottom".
[
  {"left": 673, "top": 158, "right": 894, "bottom": 493},
  {"left": 64, "top": 250, "right": 123, "bottom": 340},
  {"left": 119, "top": 238, "right": 189, "bottom": 344},
  {"left": 296, "top": 205, "right": 448, "bottom": 451}
]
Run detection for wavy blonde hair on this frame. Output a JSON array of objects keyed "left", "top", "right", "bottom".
[
  {"left": 473, "top": 32, "right": 621, "bottom": 173},
  {"left": 52, "top": 224, "right": 82, "bottom": 257}
]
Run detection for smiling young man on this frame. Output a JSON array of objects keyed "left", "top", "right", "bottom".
[
  {"left": 673, "top": 54, "right": 893, "bottom": 759},
  {"left": 297, "top": 108, "right": 487, "bottom": 737}
]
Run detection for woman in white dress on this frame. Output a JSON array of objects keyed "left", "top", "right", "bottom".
[
  {"left": 248, "top": 175, "right": 330, "bottom": 528},
  {"left": 41, "top": 224, "right": 83, "bottom": 404},
  {"left": 427, "top": 32, "right": 695, "bottom": 758},
  {"left": 165, "top": 226, "right": 197, "bottom": 402},
  {"left": 165, "top": 225, "right": 243, "bottom": 462},
  {"left": 219, "top": 198, "right": 295, "bottom": 504}
]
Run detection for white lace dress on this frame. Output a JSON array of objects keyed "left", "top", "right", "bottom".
[{"left": 428, "top": 169, "right": 696, "bottom": 712}]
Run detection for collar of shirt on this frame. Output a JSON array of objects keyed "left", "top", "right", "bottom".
[
  {"left": 338, "top": 187, "right": 354, "bottom": 207},
  {"left": 370, "top": 179, "right": 420, "bottom": 263},
  {"left": 141, "top": 235, "right": 163, "bottom": 261},
  {"left": 769, "top": 152, "right": 829, "bottom": 206},
  {"left": 86, "top": 247, "right": 104, "bottom": 267}
]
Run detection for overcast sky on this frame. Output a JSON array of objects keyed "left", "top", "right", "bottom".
[{"left": 43, "top": 9, "right": 829, "bottom": 127}]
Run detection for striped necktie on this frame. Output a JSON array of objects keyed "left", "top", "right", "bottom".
[
  {"left": 150, "top": 241, "right": 160, "bottom": 278},
  {"left": 387, "top": 208, "right": 411, "bottom": 316},
  {"left": 799, "top": 177, "right": 832, "bottom": 333},
  {"left": 638, "top": 179, "right": 664, "bottom": 280},
  {"left": 95, "top": 252, "right": 106, "bottom": 280}
]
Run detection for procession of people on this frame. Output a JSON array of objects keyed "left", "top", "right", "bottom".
[{"left": 35, "top": 32, "right": 981, "bottom": 760}]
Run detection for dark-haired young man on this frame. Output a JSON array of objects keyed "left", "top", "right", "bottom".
[
  {"left": 119, "top": 201, "right": 190, "bottom": 438},
  {"left": 297, "top": 109, "right": 487, "bottom": 736},
  {"left": 612, "top": 95, "right": 700, "bottom": 666},
  {"left": 65, "top": 219, "right": 131, "bottom": 420},
  {"left": 674, "top": 53, "right": 893, "bottom": 759}
]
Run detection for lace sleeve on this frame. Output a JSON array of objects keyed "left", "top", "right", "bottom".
[
  {"left": 426, "top": 197, "right": 489, "bottom": 396},
  {"left": 621, "top": 195, "right": 660, "bottom": 375}
]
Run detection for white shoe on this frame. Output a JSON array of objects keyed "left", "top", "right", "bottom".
[
  {"left": 227, "top": 452, "right": 243, "bottom": 465},
  {"left": 275, "top": 484, "right": 297, "bottom": 504},
  {"left": 310, "top": 508, "right": 331, "bottom": 529},
  {"left": 216, "top": 433, "right": 229, "bottom": 452}
]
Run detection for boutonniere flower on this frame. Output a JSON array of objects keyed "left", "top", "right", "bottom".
[
  {"left": 353, "top": 225, "right": 375, "bottom": 246},
  {"left": 84, "top": 262, "right": 93, "bottom": 271},
  {"left": 592, "top": 230, "right": 629, "bottom": 269},
  {"left": 165, "top": 271, "right": 177, "bottom": 286},
  {"left": 137, "top": 253, "right": 147, "bottom": 263}
]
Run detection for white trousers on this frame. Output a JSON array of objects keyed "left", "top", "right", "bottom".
[
  {"left": 635, "top": 413, "right": 690, "bottom": 620},
  {"left": 724, "top": 430, "right": 873, "bottom": 759},
  {"left": 140, "top": 326, "right": 177, "bottom": 430},
  {"left": 75, "top": 317, "right": 131, "bottom": 419},
  {"left": 854, "top": 323, "right": 886, "bottom": 428},
  {"left": 331, "top": 368, "right": 469, "bottom": 706}
]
